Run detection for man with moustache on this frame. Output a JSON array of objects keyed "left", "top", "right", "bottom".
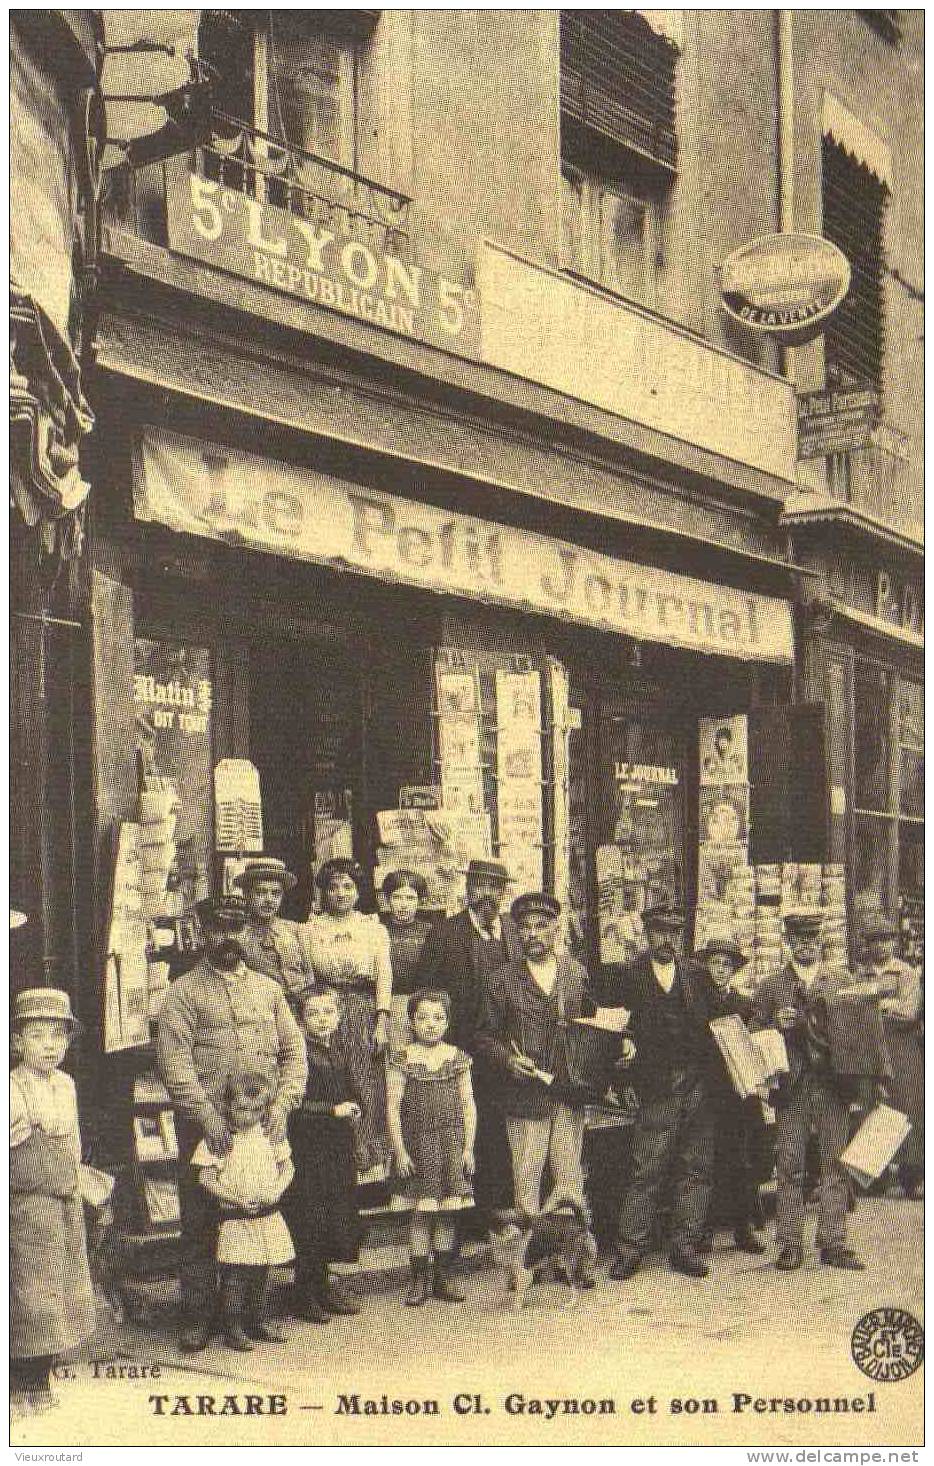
[
  {"left": 234, "top": 857, "right": 310, "bottom": 1006},
  {"left": 156, "top": 894, "right": 307, "bottom": 1351},
  {"left": 416, "top": 858, "right": 522, "bottom": 1218},
  {"left": 476, "top": 892, "right": 600, "bottom": 1260},
  {"left": 603, "top": 903, "right": 727, "bottom": 1280}
]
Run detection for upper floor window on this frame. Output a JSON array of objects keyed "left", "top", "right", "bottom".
[
  {"left": 822, "top": 134, "right": 889, "bottom": 389},
  {"left": 199, "top": 11, "right": 365, "bottom": 170},
  {"left": 559, "top": 10, "right": 679, "bottom": 308}
]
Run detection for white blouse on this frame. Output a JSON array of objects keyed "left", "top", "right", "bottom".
[{"left": 301, "top": 911, "right": 393, "bottom": 1010}]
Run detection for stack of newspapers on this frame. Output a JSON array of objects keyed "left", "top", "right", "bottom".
[
  {"left": 840, "top": 1104, "right": 912, "bottom": 1188},
  {"left": 708, "top": 1015, "right": 788, "bottom": 1099}
]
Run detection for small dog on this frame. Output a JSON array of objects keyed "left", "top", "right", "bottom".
[{"left": 488, "top": 1199, "right": 598, "bottom": 1311}]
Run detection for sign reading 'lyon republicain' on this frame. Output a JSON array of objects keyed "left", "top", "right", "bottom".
[
  {"left": 133, "top": 430, "right": 794, "bottom": 663},
  {"left": 164, "top": 158, "right": 480, "bottom": 355}
]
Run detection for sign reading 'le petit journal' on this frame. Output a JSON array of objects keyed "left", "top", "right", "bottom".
[
  {"left": 134, "top": 430, "right": 794, "bottom": 663},
  {"left": 164, "top": 158, "right": 480, "bottom": 355}
]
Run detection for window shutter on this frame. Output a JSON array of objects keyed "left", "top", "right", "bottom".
[
  {"left": 560, "top": 10, "right": 678, "bottom": 176},
  {"left": 822, "top": 136, "right": 888, "bottom": 388}
]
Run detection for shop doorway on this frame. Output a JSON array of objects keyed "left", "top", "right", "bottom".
[
  {"left": 590, "top": 703, "right": 687, "bottom": 967},
  {"left": 250, "top": 641, "right": 363, "bottom": 920}
]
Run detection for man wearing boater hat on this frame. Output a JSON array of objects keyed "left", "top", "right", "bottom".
[
  {"left": 234, "top": 857, "right": 311, "bottom": 1005},
  {"left": 603, "top": 902, "right": 728, "bottom": 1280},
  {"left": 476, "top": 891, "right": 598, "bottom": 1277},
  {"left": 156, "top": 893, "right": 307, "bottom": 1351},
  {"left": 415, "top": 857, "right": 522, "bottom": 1221},
  {"left": 749, "top": 909, "right": 868, "bottom": 1271}
]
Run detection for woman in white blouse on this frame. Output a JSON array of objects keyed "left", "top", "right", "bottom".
[{"left": 301, "top": 859, "right": 394, "bottom": 1174}]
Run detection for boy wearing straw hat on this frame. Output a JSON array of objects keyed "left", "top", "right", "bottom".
[{"left": 11, "top": 988, "right": 96, "bottom": 1413}]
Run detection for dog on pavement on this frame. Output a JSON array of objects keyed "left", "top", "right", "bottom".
[{"left": 488, "top": 1198, "right": 598, "bottom": 1310}]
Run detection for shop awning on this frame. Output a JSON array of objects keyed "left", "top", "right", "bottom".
[
  {"left": 822, "top": 92, "right": 892, "bottom": 189},
  {"left": 634, "top": 10, "right": 683, "bottom": 48},
  {"left": 783, "top": 493, "right": 923, "bottom": 558},
  {"left": 131, "top": 427, "right": 796, "bottom": 664}
]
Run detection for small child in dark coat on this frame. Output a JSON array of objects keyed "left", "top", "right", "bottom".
[{"left": 284, "top": 986, "right": 363, "bottom": 1323}]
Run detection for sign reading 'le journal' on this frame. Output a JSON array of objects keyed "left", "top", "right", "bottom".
[
  {"left": 164, "top": 159, "right": 479, "bottom": 355},
  {"left": 134, "top": 430, "right": 795, "bottom": 664}
]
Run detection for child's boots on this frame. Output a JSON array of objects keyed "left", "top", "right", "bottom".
[
  {"left": 293, "top": 1260, "right": 332, "bottom": 1324},
  {"left": 244, "top": 1271, "right": 289, "bottom": 1343},
  {"left": 432, "top": 1251, "right": 465, "bottom": 1303},
  {"left": 221, "top": 1272, "right": 255, "bottom": 1351},
  {"left": 404, "top": 1257, "right": 433, "bottom": 1307}
]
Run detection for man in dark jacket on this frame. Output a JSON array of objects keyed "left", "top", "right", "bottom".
[
  {"left": 476, "top": 892, "right": 596, "bottom": 1270},
  {"left": 692, "top": 938, "right": 767, "bottom": 1254},
  {"left": 749, "top": 909, "right": 868, "bottom": 1272},
  {"left": 603, "top": 903, "right": 726, "bottom": 1280},
  {"left": 415, "top": 858, "right": 521, "bottom": 1218}
]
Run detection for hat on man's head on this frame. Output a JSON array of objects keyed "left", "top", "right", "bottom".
[
  {"left": 642, "top": 901, "right": 685, "bottom": 932},
  {"left": 13, "top": 987, "right": 82, "bottom": 1032},
  {"left": 234, "top": 858, "right": 297, "bottom": 892},
  {"left": 465, "top": 858, "right": 511, "bottom": 885},
  {"left": 694, "top": 938, "right": 747, "bottom": 971},
  {"left": 862, "top": 912, "right": 899, "bottom": 942},
  {"left": 783, "top": 908, "right": 824, "bottom": 938},
  {"left": 196, "top": 894, "right": 248, "bottom": 931},
  {"left": 511, "top": 891, "right": 562, "bottom": 923}
]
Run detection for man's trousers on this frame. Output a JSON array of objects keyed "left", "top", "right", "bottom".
[{"left": 616, "top": 1071, "right": 715, "bottom": 1255}]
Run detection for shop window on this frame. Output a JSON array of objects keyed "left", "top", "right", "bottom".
[
  {"left": 825, "top": 656, "right": 849, "bottom": 864},
  {"left": 822, "top": 134, "right": 888, "bottom": 389},
  {"left": 898, "top": 679, "right": 924, "bottom": 817},
  {"left": 852, "top": 660, "right": 890, "bottom": 812},
  {"left": 559, "top": 9, "right": 678, "bottom": 308}
]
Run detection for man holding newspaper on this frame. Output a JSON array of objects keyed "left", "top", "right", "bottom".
[{"left": 748, "top": 909, "right": 891, "bottom": 1273}]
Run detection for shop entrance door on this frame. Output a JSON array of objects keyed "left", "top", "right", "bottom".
[
  {"left": 249, "top": 642, "right": 362, "bottom": 920},
  {"left": 591, "top": 705, "right": 686, "bottom": 967}
]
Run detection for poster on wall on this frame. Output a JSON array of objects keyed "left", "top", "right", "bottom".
[
  {"left": 699, "top": 714, "right": 749, "bottom": 785},
  {"left": 496, "top": 669, "right": 543, "bottom": 892},
  {"left": 695, "top": 712, "right": 747, "bottom": 785},
  {"left": 134, "top": 638, "right": 213, "bottom": 910},
  {"left": 699, "top": 784, "right": 750, "bottom": 845},
  {"left": 548, "top": 660, "right": 572, "bottom": 918},
  {"left": 103, "top": 822, "right": 152, "bottom": 1053},
  {"left": 436, "top": 658, "right": 485, "bottom": 817}
]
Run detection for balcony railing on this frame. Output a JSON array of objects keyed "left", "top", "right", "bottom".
[
  {"left": 829, "top": 424, "right": 921, "bottom": 541},
  {"left": 103, "top": 111, "right": 413, "bottom": 260}
]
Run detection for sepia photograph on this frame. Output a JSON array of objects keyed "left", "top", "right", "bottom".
[{"left": 9, "top": 6, "right": 923, "bottom": 1450}]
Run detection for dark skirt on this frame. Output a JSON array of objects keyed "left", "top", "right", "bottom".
[
  {"left": 284, "top": 1112, "right": 360, "bottom": 1264},
  {"left": 884, "top": 1019, "right": 924, "bottom": 1168}
]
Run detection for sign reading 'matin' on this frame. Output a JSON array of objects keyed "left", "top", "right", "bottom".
[
  {"left": 134, "top": 429, "right": 795, "bottom": 664},
  {"left": 164, "top": 158, "right": 480, "bottom": 355}
]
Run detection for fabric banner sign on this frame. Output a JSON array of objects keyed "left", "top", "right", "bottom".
[{"left": 134, "top": 429, "right": 795, "bottom": 662}]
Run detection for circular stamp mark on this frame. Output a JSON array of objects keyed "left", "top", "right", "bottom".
[{"left": 851, "top": 1308, "right": 924, "bottom": 1383}]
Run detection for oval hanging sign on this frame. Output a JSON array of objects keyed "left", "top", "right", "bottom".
[{"left": 719, "top": 233, "right": 851, "bottom": 344}]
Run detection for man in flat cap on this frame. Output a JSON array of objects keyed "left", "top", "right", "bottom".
[
  {"left": 234, "top": 857, "right": 311, "bottom": 1006},
  {"left": 416, "top": 857, "right": 522, "bottom": 1221},
  {"left": 157, "top": 894, "right": 308, "bottom": 1351},
  {"left": 749, "top": 909, "right": 867, "bottom": 1271},
  {"left": 603, "top": 902, "right": 729, "bottom": 1280},
  {"left": 475, "top": 892, "right": 597, "bottom": 1267}
]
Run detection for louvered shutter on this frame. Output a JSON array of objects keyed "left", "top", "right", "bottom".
[
  {"left": 822, "top": 136, "right": 888, "bottom": 388},
  {"left": 560, "top": 10, "right": 679, "bottom": 176}
]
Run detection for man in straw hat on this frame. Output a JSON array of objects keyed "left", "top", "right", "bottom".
[
  {"left": 603, "top": 902, "right": 728, "bottom": 1281},
  {"left": 749, "top": 908, "right": 867, "bottom": 1271},
  {"left": 156, "top": 893, "right": 307, "bottom": 1351},
  {"left": 234, "top": 857, "right": 310, "bottom": 1005},
  {"left": 416, "top": 857, "right": 522, "bottom": 1223}
]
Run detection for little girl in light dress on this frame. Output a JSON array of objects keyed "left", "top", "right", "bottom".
[{"left": 192, "top": 1071, "right": 295, "bottom": 1351}]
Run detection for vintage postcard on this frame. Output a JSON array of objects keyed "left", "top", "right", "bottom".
[{"left": 9, "top": 7, "right": 923, "bottom": 1450}]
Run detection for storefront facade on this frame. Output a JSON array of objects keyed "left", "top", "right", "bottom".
[{"left": 789, "top": 510, "right": 924, "bottom": 962}]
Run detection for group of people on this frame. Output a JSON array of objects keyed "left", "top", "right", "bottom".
[{"left": 10, "top": 852, "right": 923, "bottom": 1408}]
